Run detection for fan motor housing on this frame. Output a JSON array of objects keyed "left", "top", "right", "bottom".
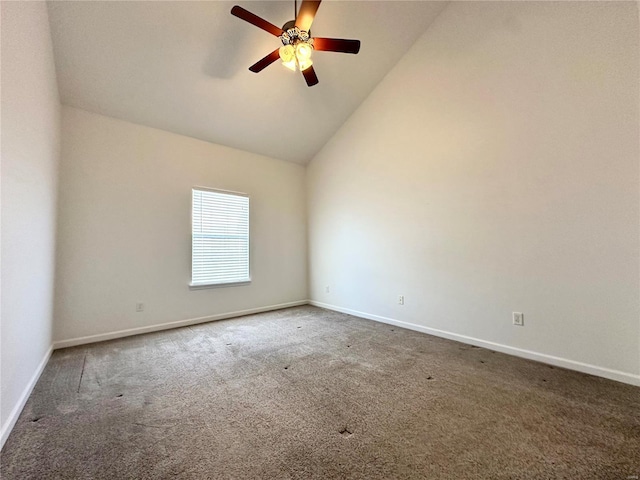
[{"left": 282, "top": 20, "right": 310, "bottom": 37}]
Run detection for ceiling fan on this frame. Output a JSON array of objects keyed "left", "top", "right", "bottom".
[{"left": 230, "top": 0, "right": 361, "bottom": 87}]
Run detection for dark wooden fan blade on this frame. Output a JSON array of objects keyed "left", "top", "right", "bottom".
[
  {"left": 249, "top": 49, "right": 281, "bottom": 73},
  {"left": 302, "top": 65, "right": 319, "bottom": 87},
  {"left": 313, "top": 37, "right": 361, "bottom": 54},
  {"left": 295, "top": 0, "right": 321, "bottom": 32},
  {"left": 231, "top": 6, "right": 283, "bottom": 36}
]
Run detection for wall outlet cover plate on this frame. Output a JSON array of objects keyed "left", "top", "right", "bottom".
[{"left": 513, "top": 312, "right": 524, "bottom": 326}]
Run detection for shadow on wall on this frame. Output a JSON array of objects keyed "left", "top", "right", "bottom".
[{"left": 203, "top": 2, "right": 292, "bottom": 79}]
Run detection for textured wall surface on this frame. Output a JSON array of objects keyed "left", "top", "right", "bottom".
[
  {"left": 55, "top": 107, "right": 307, "bottom": 342},
  {"left": 1, "top": 1, "right": 61, "bottom": 444},
  {"left": 308, "top": 1, "right": 640, "bottom": 379}
]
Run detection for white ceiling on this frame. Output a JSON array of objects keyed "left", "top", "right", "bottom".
[{"left": 47, "top": 1, "right": 447, "bottom": 164}]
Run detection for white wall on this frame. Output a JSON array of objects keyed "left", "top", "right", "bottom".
[
  {"left": 55, "top": 107, "right": 307, "bottom": 343},
  {"left": 307, "top": 1, "right": 640, "bottom": 383},
  {"left": 1, "top": 1, "right": 61, "bottom": 446}
]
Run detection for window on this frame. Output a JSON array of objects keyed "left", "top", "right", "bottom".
[{"left": 191, "top": 187, "right": 250, "bottom": 287}]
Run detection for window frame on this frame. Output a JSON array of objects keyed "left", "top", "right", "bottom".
[{"left": 189, "top": 186, "right": 251, "bottom": 289}]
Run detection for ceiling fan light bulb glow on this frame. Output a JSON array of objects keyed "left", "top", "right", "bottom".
[
  {"left": 298, "top": 57, "right": 313, "bottom": 71},
  {"left": 282, "top": 58, "right": 297, "bottom": 71},
  {"left": 279, "top": 45, "right": 295, "bottom": 62},
  {"left": 295, "top": 42, "right": 313, "bottom": 61}
]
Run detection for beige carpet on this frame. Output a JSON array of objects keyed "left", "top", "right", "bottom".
[{"left": 1, "top": 306, "right": 639, "bottom": 479}]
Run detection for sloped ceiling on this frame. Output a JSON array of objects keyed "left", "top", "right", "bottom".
[{"left": 47, "top": 1, "right": 447, "bottom": 164}]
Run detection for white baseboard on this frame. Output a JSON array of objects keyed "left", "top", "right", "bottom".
[
  {"left": 1, "top": 345, "right": 53, "bottom": 450},
  {"left": 53, "top": 300, "right": 310, "bottom": 349},
  {"left": 310, "top": 300, "right": 640, "bottom": 387}
]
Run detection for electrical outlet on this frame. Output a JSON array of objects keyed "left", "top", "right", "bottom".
[
  {"left": 325, "top": 285, "right": 330, "bottom": 294},
  {"left": 398, "top": 295, "right": 405, "bottom": 305},
  {"left": 136, "top": 303, "right": 144, "bottom": 312},
  {"left": 512, "top": 312, "right": 524, "bottom": 326}
]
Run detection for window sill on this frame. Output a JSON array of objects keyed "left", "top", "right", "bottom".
[{"left": 189, "top": 280, "right": 251, "bottom": 290}]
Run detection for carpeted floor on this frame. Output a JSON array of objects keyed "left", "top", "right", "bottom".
[{"left": 1, "top": 306, "right": 639, "bottom": 479}]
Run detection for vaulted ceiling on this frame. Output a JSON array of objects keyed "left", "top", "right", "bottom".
[{"left": 47, "top": 1, "right": 447, "bottom": 164}]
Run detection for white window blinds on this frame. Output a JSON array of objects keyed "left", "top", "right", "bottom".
[{"left": 191, "top": 188, "right": 250, "bottom": 286}]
